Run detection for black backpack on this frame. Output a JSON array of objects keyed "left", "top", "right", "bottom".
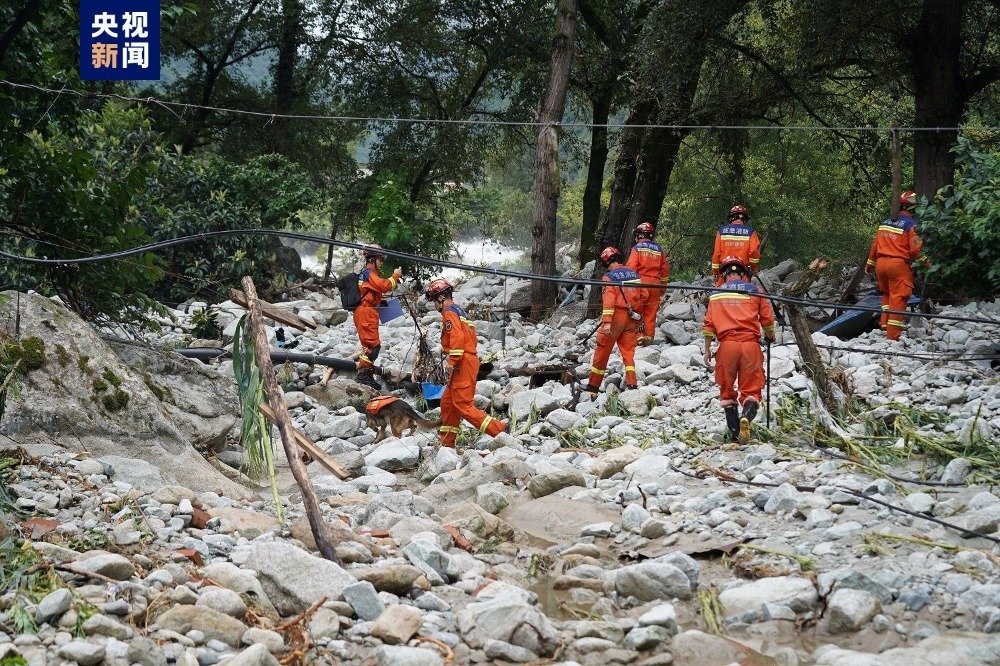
[{"left": 338, "top": 272, "right": 362, "bottom": 311}]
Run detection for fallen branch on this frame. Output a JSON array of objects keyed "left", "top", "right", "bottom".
[
  {"left": 414, "top": 635, "right": 455, "bottom": 665},
  {"left": 242, "top": 277, "right": 340, "bottom": 564},
  {"left": 276, "top": 595, "right": 328, "bottom": 632}
]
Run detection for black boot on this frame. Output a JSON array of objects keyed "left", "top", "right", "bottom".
[
  {"left": 724, "top": 406, "right": 740, "bottom": 445},
  {"left": 738, "top": 400, "right": 758, "bottom": 446}
]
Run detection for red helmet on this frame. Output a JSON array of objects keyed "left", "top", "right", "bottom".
[
  {"left": 900, "top": 190, "right": 918, "bottom": 209},
  {"left": 600, "top": 246, "right": 622, "bottom": 264},
  {"left": 635, "top": 222, "right": 655, "bottom": 237},
  {"left": 728, "top": 204, "right": 748, "bottom": 220},
  {"left": 363, "top": 244, "right": 387, "bottom": 260},
  {"left": 425, "top": 277, "right": 453, "bottom": 300},
  {"left": 719, "top": 256, "right": 748, "bottom": 276}
]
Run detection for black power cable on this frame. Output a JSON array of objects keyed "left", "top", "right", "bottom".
[{"left": 3, "top": 228, "right": 999, "bottom": 328}]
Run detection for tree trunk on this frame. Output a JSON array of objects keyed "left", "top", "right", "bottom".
[
  {"left": 529, "top": 0, "right": 578, "bottom": 322},
  {"left": 578, "top": 88, "right": 613, "bottom": 268},
  {"left": 270, "top": 0, "right": 303, "bottom": 157},
  {"left": 240, "top": 276, "right": 341, "bottom": 564},
  {"left": 782, "top": 259, "right": 841, "bottom": 416},
  {"left": 618, "top": 127, "right": 686, "bottom": 249},
  {"left": 911, "top": 0, "right": 964, "bottom": 198}
]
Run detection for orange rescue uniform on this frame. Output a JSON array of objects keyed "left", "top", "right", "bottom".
[
  {"left": 589, "top": 265, "right": 646, "bottom": 389},
  {"left": 866, "top": 211, "right": 923, "bottom": 341},
  {"left": 354, "top": 266, "right": 399, "bottom": 368},
  {"left": 626, "top": 240, "right": 670, "bottom": 343},
  {"left": 712, "top": 222, "right": 761, "bottom": 285},
  {"left": 703, "top": 278, "right": 775, "bottom": 407},
  {"left": 438, "top": 301, "right": 504, "bottom": 447}
]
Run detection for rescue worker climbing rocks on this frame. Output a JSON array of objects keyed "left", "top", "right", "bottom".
[
  {"left": 586, "top": 247, "right": 647, "bottom": 393},
  {"left": 425, "top": 277, "right": 507, "bottom": 449},
  {"left": 703, "top": 257, "right": 776, "bottom": 446},
  {"left": 866, "top": 190, "right": 925, "bottom": 341},
  {"left": 626, "top": 222, "right": 670, "bottom": 346},
  {"left": 712, "top": 204, "right": 761, "bottom": 285},
  {"left": 354, "top": 244, "right": 402, "bottom": 389}
]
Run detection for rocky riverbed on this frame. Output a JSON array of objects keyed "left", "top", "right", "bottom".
[{"left": 3, "top": 265, "right": 1000, "bottom": 666}]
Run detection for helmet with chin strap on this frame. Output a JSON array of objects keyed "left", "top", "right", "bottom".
[
  {"left": 600, "top": 246, "right": 623, "bottom": 265},
  {"left": 719, "top": 256, "right": 748, "bottom": 277},
  {"left": 635, "top": 222, "right": 655, "bottom": 239},
  {"left": 425, "top": 277, "right": 453, "bottom": 300},
  {"left": 363, "top": 244, "right": 387, "bottom": 261},
  {"left": 900, "top": 190, "right": 918, "bottom": 210},
  {"left": 728, "top": 204, "right": 748, "bottom": 221}
]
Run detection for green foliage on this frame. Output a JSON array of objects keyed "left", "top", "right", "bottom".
[
  {"left": 1, "top": 654, "right": 29, "bottom": 666},
  {"left": 101, "top": 368, "right": 122, "bottom": 387},
  {"left": 920, "top": 138, "right": 1000, "bottom": 298},
  {"left": 190, "top": 309, "right": 222, "bottom": 339},
  {"left": 363, "top": 173, "right": 450, "bottom": 280},
  {"left": 231, "top": 315, "right": 283, "bottom": 521},
  {"left": 139, "top": 153, "right": 319, "bottom": 303},
  {"left": 101, "top": 389, "right": 130, "bottom": 412},
  {"left": 0, "top": 105, "right": 166, "bottom": 328}
]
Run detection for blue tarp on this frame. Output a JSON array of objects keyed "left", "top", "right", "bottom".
[
  {"left": 377, "top": 298, "right": 405, "bottom": 323},
  {"left": 421, "top": 382, "right": 445, "bottom": 400}
]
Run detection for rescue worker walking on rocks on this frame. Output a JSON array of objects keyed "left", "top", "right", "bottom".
[
  {"left": 703, "top": 257, "right": 776, "bottom": 446},
  {"left": 712, "top": 205, "right": 761, "bottom": 285},
  {"left": 626, "top": 222, "right": 670, "bottom": 346},
  {"left": 586, "top": 247, "right": 647, "bottom": 394},
  {"left": 865, "top": 190, "right": 925, "bottom": 341},
  {"left": 354, "top": 244, "right": 402, "bottom": 389},
  {"left": 425, "top": 278, "right": 507, "bottom": 449}
]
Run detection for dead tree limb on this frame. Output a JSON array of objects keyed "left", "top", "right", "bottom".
[
  {"left": 785, "top": 258, "right": 850, "bottom": 440},
  {"left": 241, "top": 276, "right": 341, "bottom": 564}
]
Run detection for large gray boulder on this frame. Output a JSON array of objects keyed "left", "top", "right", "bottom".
[
  {"left": 108, "top": 340, "right": 237, "bottom": 453},
  {"left": 0, "top": 292, "right": 248, "bottom": 496}
]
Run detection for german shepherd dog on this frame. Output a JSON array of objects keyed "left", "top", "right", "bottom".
[{"left": 365, "top": 396, "right": 441, "bottom": 442}]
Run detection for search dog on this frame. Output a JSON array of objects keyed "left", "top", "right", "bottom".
[{"left": 365, "top": 396, "right": 440, "bottom": 443}]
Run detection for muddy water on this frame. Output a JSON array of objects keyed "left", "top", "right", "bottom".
[{"left": 500, "top": 494, "right": 907, "bottom": 666}]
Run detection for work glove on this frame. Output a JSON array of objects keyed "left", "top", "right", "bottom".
[{"left": 393, "top": 267, "right": 403, "bottom": 280}]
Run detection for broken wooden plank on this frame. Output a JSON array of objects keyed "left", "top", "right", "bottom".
[
  {"left": 257, "top": 402, "right": 351, "bottom": 480},
  {"left": 229, "top": 288, "right": 316, "bottom": 331}
]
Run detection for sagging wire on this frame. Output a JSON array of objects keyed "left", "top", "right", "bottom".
[
  {"left": 6, "top": 80, "right": 1000, "bottom": 133},
  {"left": 3, "top": 228, "right": 999, "bottom": 329}
]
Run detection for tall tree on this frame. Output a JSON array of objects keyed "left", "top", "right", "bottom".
[
  {"left": 530, "top": 0, "right": 578, "bottom": 320},
  {"left": 596, "top": 0, "right": 750, "bottom": 255}
]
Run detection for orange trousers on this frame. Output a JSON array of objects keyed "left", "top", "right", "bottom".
[
  {"left": 876, "top": 257, "right": 913, "bottom": 341},
  {"left": 714, "top": 339, "right": 764, "bottom": 406},
  {"left": 637, "top": 295, "right": 660, "bottom": 343},
  {"left": 588, "top": 311, "right": 638, "bottom": 388},
  {"left": 353, "top": 305, "right": 381, "bottom": 368},
  {"left": 439, "top": 355, "right": 505, "bottom": 447}
]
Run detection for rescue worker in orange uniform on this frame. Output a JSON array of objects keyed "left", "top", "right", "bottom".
[
  {"left": 626, "top": 222, "right": 670, "bottom": 346},
  {"left": 712, "top": 204, "right": 761, "bottom": 285},
  {"left": 425, "top": 278, "right": 507, "bottom": 449},
  {"left": 865, "top": 190, "right": 924, "bottom": 341},
  {"left": 703, "top": 257, "right": 776, "bottom": 446},
  {"left": 354, "top": 244, "right": 402, "bottom": 389},
  {"left": 586, "top": 247, "right": 647, "bottom": 393}
]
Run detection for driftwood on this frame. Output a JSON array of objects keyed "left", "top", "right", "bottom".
[
  {"left": 229, "top": 288, "right": 316, "bottom": 331},
  {"left": 257, "top": 402, "right": 351, "bottom": 480},
  {"left": 781, "top": 260, "right": 857, "bottom": 446},
  {"left": 241, "top": 277, "right": 340, "bottom": 564}
]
